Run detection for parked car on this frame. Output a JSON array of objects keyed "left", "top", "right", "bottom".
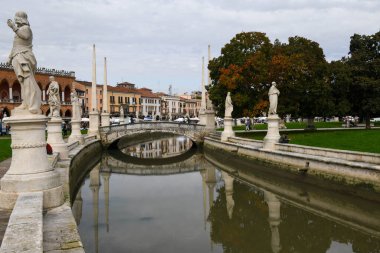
[
  {"left": 174, "top": 117, "right": 186, "bottom": 123},
  {"left": 143, "top": 116, "right": 153, "bottom": 121}
]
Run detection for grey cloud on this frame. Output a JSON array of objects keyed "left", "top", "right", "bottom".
[{"left": 0, "top": 0, "right": 379, "bottom": 93}]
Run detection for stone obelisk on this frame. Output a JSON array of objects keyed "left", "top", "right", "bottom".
[
  {"left": 101, "top": 57, "right": 110, "bottom": 127},
  {"left": 204, "top": 45, "right": 216, "bottom": 131},
  {"left": 199, "top": 56, "right": 207, "bottom": 125},
  {"left": 88, "top": 44, "right": 100, "bottom": 137}
]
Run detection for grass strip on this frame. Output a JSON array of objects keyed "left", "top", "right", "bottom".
[{"left": 236, "top": 129, "right": 380, "bottom": 153}]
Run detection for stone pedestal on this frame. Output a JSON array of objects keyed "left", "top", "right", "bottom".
[
  {"left": 221, "top": 116, "right": 235, "bottom": 142},
  {"left": 88, "top": 110, "right": 99, "bottom": 138},
  {"left": 101, "top": 112, "right": 110, "bottom": 127},
  {"left": 263, "top": 114, "right": 281, "bottom": 150},
  {"left": 68, "top": 120, "right": 84, "bottom": 144},
  {"left": 199, "top": 110, "right": 206, "bottom": 125},
  {"left": 119, "top": 116, "right": 125, "bottom": 124},
  {"left": 47, "top": 117, "right": 69, "bottom": 159},
  {"left": 0, "top": 112, "right": 64, "bottom": 209},
  {"left": 204, "top": 110, "right": 215, "bottom": 131}
]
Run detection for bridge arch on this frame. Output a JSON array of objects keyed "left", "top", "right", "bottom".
[{"left": 99, "top": 122, "right": 207, "bottom": 147}]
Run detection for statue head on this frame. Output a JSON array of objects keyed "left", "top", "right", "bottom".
[
  {"left": 14, "top": 11, "right": 29, "bottom": 26},
  {"left": 49, "top": 76, "right": 55, "bottom": 82},
  {"left": 272, "top": 81, "right": 277, "bottom": 86}
]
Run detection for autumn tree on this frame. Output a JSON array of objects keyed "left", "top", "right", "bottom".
[{"left": 208, "top": 32, "right": 273, "bottom": 117}]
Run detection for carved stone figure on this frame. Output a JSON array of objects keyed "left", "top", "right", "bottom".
[
  {"left": 225, "top": 92, "right": 233, "bottom": 117},
  {"left": 7, "top": 11, "right": 41, "bottom": 114},
  {"left": 268, "top": 82, "right": 280, "bottom": 115},
  {"left": 47, "top": 76, "right": 61, "bottom": 117},
  {"left": 119, "top": 105, "right": 124, "bottom": 118},
  {"left": 71, "top": 83, "right": 81, "bottom": 121}
]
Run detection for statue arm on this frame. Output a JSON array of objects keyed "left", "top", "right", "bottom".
[{"left": 14, "top": 26, "right": 32, "bottom": 40}]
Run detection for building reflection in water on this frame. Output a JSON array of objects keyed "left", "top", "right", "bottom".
[
  {"left": 121, "top": 136, "right": 193, "bottom": 159},
  {"left": 72, "top": 139, "right": 380, "bottom": 253},
  {"left": 89, "top": 163, "right": 101, "bottom": 253}
]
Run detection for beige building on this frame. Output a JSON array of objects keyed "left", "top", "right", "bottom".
[{"left": 108, "top": 85, "right": 141, "bottom": 117}]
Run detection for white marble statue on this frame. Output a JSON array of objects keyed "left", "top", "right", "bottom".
[
  {"left": 47, "top": 76, "right": 61, "bottom": 117},
  {"left": 71, "top": 82, "right": 81, "bottom": 121},
  {"left": 268, "top": 82, "right": 280, "bottom": 115},
  {"left": 119, "top": 105, "right": 124, "bottom": 118},
  {"left": 7, "top": 11, "right": 41, "bottom": 114},
  {"left": 225, "top": 92, "right": 233, "bottom": 117}
]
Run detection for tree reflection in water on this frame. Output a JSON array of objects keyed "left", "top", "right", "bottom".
[{"left": 208, "top": 179, "right": 380, "bottom": 253}]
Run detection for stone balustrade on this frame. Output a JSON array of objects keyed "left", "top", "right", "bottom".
[{"left": 0, "top": 62, "right": 75, "bottom": 77}]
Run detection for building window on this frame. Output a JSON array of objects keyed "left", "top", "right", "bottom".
[{"left": 86, "top": 89, "right": 88, "bottom": 94}]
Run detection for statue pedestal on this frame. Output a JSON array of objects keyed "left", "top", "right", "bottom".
[
  {"left": 221, "top": 116, "right": 235, "bottom": 142},
  {"left": 204, "top": 110, "right": 215, "bottom": 131},
  {"left": 47, "top": 117, "right": 69, "bottom": 159},
  {"left": 68, "top": 119, "right": 84, "bottom": 144},
  {"left": 101, "top": 112, "right": 110, "bottom": 127},
  {"left": 199, "top": 109, "right": 206, "bottom": 125},
  {"left": 88, "top": 110, "right": 99, "bottom": 138},
  {"left": 263, "top": 114, "right": 281, "bottom": 150},
  {"left": 0, "top": 112, "right": 63, "bottom": 209}
]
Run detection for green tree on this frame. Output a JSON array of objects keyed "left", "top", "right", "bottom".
[
  {"left": 347, "top": 31, "right": 380, "bottom": 128},
  {"left": 327, "top": 59, "right": 352, "bottom": 117},
  {"left": 208, "top": 32, "right": 273, "bottom": 117}
]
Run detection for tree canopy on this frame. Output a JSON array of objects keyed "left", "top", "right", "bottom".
[{"left": 208, "top": 30, "right": 380, "bottom": 126}]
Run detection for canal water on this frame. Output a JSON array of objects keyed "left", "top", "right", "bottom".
[{"left": 73, "top": 136, "right": 380, "bottom": 253}]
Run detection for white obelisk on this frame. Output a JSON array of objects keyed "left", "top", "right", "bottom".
[
  {"left": 204, "top": 45, "right": 216, "bottom": 130},
  {"left": 89, "top": 44, "right": 100, "bottom": 137},
  {"left": 101, "top": 57, "right": 110, "bottom": 127},
  {"left": 199, "top": 56, "right": 206, "bottom": 125}
]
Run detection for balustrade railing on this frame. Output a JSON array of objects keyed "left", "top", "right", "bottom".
[
  {"left": 99, "top": 121, "right": 205, "bottom": 134},
  {"left": 0, "top": 62, "right": 75, "bottom": 77}
]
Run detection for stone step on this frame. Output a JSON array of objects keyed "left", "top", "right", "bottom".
[
  {"left": 0, "top": 192, "right": 43, "bottom": 253},
  {"left": 43, "top": 203, "right": 84, "bottom": 252}
]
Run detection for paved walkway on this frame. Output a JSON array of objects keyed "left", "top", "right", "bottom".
[{"left": 0, "top": 158, "right": 11, "bottom": 247}]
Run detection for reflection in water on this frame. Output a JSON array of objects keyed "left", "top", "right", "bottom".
[
  {"left": 121, "top": 136, "right": 193, "bottom": 159},
  {"left": 73, "top": 137, "right": 380, "bottom": 253}
]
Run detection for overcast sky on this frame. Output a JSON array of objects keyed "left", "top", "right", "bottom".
[{"left": 0, "top": 0, "right": 379, "bottom": 94}]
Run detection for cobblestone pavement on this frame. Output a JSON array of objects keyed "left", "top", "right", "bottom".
[{"left": 0, "top": 158, "right": 11, "bottom": 247}]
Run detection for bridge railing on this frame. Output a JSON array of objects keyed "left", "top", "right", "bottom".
[{"left": 99, "top": 121, "right": 205, "bottom": 134}]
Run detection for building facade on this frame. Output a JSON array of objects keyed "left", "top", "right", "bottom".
[
  {"left": 138, "top": 88, "right": 161, "bottom": 119},
  {"left": 0, "top": 63, "right": 76, "bottom": 118}
]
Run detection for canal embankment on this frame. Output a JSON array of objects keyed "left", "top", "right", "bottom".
[
  {"left": 0, "top": 135, "right": 102, "bottom": 252},
  {"left": 204, "top": 135, "right": 380, "bottom": 196},
  {"left": 204, "top": 148, "right": 380, "bottom": 237}
]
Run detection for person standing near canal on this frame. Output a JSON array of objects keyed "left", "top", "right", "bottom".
[{"left": 7, "top": 11, "right": 41, "bottom": 114}]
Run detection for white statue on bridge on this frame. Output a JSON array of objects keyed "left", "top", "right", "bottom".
[{"left": 225, "top": 92, "right": 233, "bottom": 118}]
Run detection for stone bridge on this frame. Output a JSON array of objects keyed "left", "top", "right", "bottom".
[
  {"left": 102, "top": 152, "right": 204, "bottom": 176},
  {"left": 99, "top": 122, "right": 208, "bottom": 146}
]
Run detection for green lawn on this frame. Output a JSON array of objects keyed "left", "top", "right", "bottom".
[
  {"left": 236, "top": 129, "right": 380, "bottom": 153},
  {"left": 0, "top": 137, "right": 11, "bottom": 162},
  {"left": 218, "top": 121, "right": 343, "bottom": 131}
]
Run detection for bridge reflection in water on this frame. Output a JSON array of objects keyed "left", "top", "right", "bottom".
[{"left": 72, "top": 136, "right": 380, "bottom": 253}]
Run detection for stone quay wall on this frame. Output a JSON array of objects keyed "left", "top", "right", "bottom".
[{"left": 204, "top": 136, "right": 380, "bottom": 193}]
